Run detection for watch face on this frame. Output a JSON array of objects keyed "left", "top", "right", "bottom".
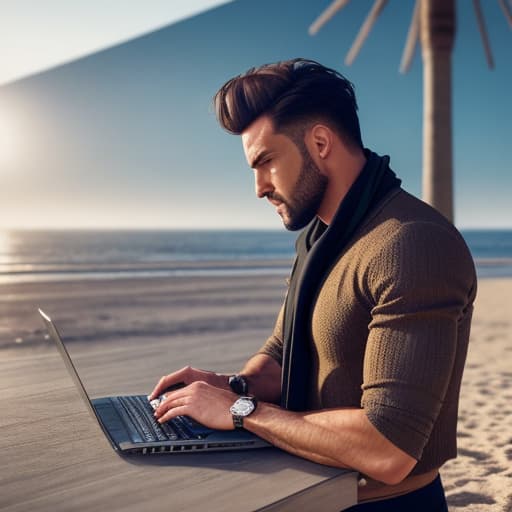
[{"left": 230, "top": 397, "right": 255, "bottom": 417}]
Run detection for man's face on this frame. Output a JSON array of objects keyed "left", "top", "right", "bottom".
[{"left": 241, "top": 116, "right": 327, "bottom": 231}]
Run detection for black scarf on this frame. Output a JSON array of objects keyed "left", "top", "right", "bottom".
[{"left": 281, "top": 150, "right": 402, "bottom": 411}]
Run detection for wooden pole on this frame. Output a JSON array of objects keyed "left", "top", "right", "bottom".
[{"left": 420, "top": 0, "right": 456, "bottom": 222}]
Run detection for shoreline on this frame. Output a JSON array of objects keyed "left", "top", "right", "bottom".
[
  {"left": 0, "top": 256, "right": 511, "bottom": 284},
  {"left": 0, "top": 258, "right": 293, "bottom": 285}
]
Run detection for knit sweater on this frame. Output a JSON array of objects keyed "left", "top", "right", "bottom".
[{"left": 259, "top": 188, "right": 477, "bottom": 476}]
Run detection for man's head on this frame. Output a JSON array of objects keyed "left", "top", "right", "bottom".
[
  {"left": 213, "top": 58, "right": 364, "bottom": 230},
  {"left": 213, "top": 58, "right": 362, "bottom": 148}
]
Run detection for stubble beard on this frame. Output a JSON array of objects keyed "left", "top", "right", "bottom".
[{"left": 277, "top": 151, "right": 328, "bottom": 231}]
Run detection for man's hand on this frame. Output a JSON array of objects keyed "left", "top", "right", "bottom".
[
  {"left": 149, "top": 366, "right": 229, "bottom": 400},
  {"left": 154, "top": 381, "right": 237, "bottom": 431}
]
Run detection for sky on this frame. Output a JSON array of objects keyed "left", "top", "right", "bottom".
[
  {"left": 0, "top": 0, "right": 510, "bottom": 230},
  {"left": 0, "top": 0, "right": 233, "bottom": 85}
]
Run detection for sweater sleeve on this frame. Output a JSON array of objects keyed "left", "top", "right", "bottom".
[
  {"left": 361, "top": 221, "right": 476, "bottom": 460},
  {"left": 258, "top": 302, "right": 285, "bottom": 365}
]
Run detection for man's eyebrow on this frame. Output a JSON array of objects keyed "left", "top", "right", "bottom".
[{"left": 250, "top": 150, "right": 272, "bottom": 169}]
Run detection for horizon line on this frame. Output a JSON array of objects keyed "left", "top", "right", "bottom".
[{"left": 1, "top": 225, "right": 512, "bottom": 232}]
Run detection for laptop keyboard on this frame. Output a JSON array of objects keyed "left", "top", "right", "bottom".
[{"left": 112, "top": 395, "right": 213, "bottom": 443}]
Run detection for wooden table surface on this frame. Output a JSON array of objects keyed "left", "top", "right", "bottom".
[{"left": 0, "top": 340, "right": 357, "bottom": 512}]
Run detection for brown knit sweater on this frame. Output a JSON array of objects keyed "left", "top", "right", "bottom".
[{"left": 259, "top": 188, "right": 477, "bottom": 477}]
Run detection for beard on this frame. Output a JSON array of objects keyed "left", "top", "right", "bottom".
[{"left": 270, "top": 151, "right": 328, "bottom": 231}]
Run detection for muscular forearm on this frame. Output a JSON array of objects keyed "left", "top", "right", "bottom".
[
  {"left": 152, "top": 362, "right": 416, "bottom": 484},
  {"left": 244, "top": 403, "right": 417, "bottom": 485},
  {"left": 239, "top": 353, "right": 282, "bottom": 404},
  {"left": 150, "top": 354, "right": 281, "bottom": 404}
]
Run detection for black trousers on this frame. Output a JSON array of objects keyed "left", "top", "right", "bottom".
[{"left": 345, "top": 475, "right": 448, "bottom": 512}]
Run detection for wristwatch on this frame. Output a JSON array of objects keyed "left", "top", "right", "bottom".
[
  {"left": 228, "top": 374, "right": 249, "bottom": 395},
  {"left": 230, "top": 396, "right": 257, "bottom": 429}
]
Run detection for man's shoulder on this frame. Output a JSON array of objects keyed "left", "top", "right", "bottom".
[
  {"left": 355, "top": 188, "right": 475, "bottom": 270},
  {"left": 366, "top": 188, "right": 453, "bottom": 228},
  {"left": 362, "top": 188, "right": 463, "bottom": 242}
]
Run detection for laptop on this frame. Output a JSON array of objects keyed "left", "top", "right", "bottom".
[{"left": 38, "top": 309, "right": 270, "bottom": 455}]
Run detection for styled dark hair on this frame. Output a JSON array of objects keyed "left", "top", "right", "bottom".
[{"left": 213, "top": 58, "right": 363, "bottom": 149}]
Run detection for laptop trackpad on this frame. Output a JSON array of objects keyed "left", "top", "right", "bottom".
[{"left": 93, "top": 397, "right": 141, "bottom": 444}]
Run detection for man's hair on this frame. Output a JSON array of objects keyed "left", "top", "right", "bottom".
[{"left": 213, "top": 58, "right": 363, "bottom": 150}]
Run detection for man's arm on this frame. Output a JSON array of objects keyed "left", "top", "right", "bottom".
[
  {"left": 153, "top": 381, "right": 417, "bottom": 485},
  {"left": 239, "top": 353, "right": 281, "bottom": 403},
  {"left": 245, "top": 403, "right": 417, "bottom": 485},
  {"left": 149, "top": 353, "right": 281, "bottom": 403}
]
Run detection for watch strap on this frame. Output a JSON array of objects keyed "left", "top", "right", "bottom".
[
  {"left": 228, "top": 374, "right": 249, "bottom": 395},
  {"left": 232, "top": 414, "right": 244, "bottom": 429}
]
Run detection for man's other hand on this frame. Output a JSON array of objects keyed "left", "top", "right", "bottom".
[{"left": 149, "top": 366, "right": 229, "bottom": 401}]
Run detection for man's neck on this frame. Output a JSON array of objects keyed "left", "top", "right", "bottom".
[{"left": 317, "top": 149, "right": 367, "bottom": 225}]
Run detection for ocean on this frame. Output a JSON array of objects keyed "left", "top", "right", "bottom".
[{"left": 0, "top": 229, "right": 511, "bottom": 284}]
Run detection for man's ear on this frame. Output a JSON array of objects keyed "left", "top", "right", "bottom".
[{"left": 306, "top": 124, "right": 333, "bottom": 161}]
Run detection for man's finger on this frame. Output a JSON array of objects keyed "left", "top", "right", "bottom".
[
  {"left": 154, "top": 391, "right": 188, "bottom": 418},
  {"left": 149, "top": 374, "right": 171, "bottom": 400},
  {"left": 149, "top": 366, "right": 191, "bottom": 399},
  {"left": 149, "top": 373, "right": 182, "bottom": 399},
  {"left": 162, "top": 381, "right": 186, "bottom": 393},
  {"left": 158, "top": 404, "right": 189, "bottom": 424}
]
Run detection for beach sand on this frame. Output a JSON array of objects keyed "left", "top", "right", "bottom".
[
  {"left": 441, "top": 278, "right": 512, "bottom": 512},
  {"left": 0, "top": 273, "right": 510, "bottom": 511}
]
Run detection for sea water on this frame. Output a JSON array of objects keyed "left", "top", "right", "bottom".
[{"left": 0, "top": 229, "right": 511, "bottom": 283}]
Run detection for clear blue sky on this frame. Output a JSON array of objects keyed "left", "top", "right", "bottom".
[{"left": 0, "top": 0, "right": 510, "bottom": 229}]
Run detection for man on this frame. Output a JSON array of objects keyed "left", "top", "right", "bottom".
[{"left": 150, "top": 59, "right": 477, "bottom": 510}]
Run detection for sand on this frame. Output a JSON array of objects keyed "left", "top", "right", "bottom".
[
  {"left": 0, "top": 273, "right": 510, "bottom": 511},
  {"left": 441, "top": 278, "right": 512, "bottom": 512}
]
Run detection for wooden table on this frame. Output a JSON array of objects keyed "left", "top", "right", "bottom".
[{"left": 0, "top": 343, "right": 357, "bottom": 512}]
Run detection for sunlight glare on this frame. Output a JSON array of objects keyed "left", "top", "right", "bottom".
[
  {"left": 0, "top": 230, "right": 12, "bottom": 270},
  {"left": 0, "top": 107, "right": 18, "bottom": 170}
]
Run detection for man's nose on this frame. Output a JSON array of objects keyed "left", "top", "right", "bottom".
[{"left": 254, "top": 169, "right": 273, "bottom": 198}]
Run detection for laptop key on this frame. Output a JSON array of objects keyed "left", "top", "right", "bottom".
[
  {"left": 145, "top": 412, "right": 170, "bottom": 442},
  {"left": 160, "top": 421, "right": 179, "bottom": 440},
  {"left": 131, "top": 395, "right": 170, "bottom": 442},
  {"left": 170, "top": 417, "right": 191, "bottom": 440},
  {"left": 118, "top": 396, "right": 156, "bottom": 442}
]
